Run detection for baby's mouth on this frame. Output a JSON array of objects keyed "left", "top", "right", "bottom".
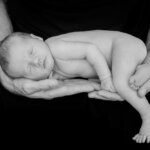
[
  {"left": 43, "top": 56, "right": 54, "bottom": 72},
  {"left": 43, "top": 58, "right": 46, "bottom": 68}
]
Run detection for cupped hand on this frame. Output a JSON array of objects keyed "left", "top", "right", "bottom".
[
  {"left": 0, "top": 65, "right": 123, "bottom": 101},
  {"left": 27, "top": 79, "right": 101, "bottom": 99},
  {"left": 0, "top": 66, "right": 101, "bottom": 99}
]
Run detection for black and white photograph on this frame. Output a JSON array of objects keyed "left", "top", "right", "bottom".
[{"left": 0, "top": 0, "right": 150, "bottom": 146}]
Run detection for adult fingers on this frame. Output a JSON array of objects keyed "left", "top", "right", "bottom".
[
  {"left": 88, "top": 91, "right": 111, "bottom": 100},
  {"left": 28, "top": 82, "right": 96, "bottom": 99},
  {"left": 26, "top": 87, "right": 67, "bottom": 99},
  {"left": 89, "top": 90, "right": 124, "bottom": 101},
  {"left": 0, "top": 66, "right": 14, "bottom": 92},
  {"left": 97, "top": 90, "right": 124, "bottom": 101},
  {"left": 138, "top": 79, "right": 150, "bottom": 97}
]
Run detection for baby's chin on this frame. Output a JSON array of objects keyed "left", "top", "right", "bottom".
[
  {"left": 45, "top": 57, "right": 54, "bottom": 73},
  {"left": 44, "top": 70, "right": 51, "bottom": 79}
]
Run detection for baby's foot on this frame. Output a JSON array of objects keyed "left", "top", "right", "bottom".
[
  {"left": 129, "top": 64, "right": 150, "bottom": 90},
  {"left": 133, "top": 134, "right": 150, "bottom": 143},
  {"left": 132, "top": 115, "right": 150, "bottom": 143},
  {"left": 101, "top": 77, "right": 116, "bottom": 92}
]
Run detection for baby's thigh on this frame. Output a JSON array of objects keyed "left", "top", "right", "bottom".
[
  {"left": 111, "top": 48, "right": 141, "bottom": 82},
  {"left": 112, "top": 53, "right": 139, "bottom": 94},
  {"left": 112, "top": 39, "right": 146, "bottom": 71}
]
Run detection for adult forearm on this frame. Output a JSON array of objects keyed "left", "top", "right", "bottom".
[
  {"left": 146, "top": 29, "right": 150, "bottom": 48},
  {"left": 143, "top": 29, "right": 150, "bottom": 64},
  {"left": 0, "top": 0, "right": 13, "bottom": 41}
]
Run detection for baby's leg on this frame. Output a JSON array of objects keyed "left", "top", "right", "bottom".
[{"left": 112, "top": 40, "right": 150, "bottom": 143}]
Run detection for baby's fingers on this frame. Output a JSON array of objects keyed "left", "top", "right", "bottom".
[
  {"left": 88, "top": 91, "right": 109, "bottom": 100},
  {"left": 138, "top": 79, "right": 150, "bottom": 97}
]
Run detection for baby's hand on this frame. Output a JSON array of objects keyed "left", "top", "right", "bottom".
[{"left": 101, "top": 77, "right": 116, "bottom": 92}]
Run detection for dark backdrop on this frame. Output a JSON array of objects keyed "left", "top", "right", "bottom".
[{"left": 1, "top": 0, "right": 150, "bottom": 145}]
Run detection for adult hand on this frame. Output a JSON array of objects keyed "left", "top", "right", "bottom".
[
  {"left": 27, "top": 79, "right": 101, "bottom": 99},
  {"left": 0, "top": 66, "right": 101, "bottom": 99},
  {"left": 88, "top": 78, "right": 124, "bottom": 101},
  {"left": 138, "top": 79, "right": 150, "bottom": 97},
  {"left": 137, "top": 40, "right": 150, "bottom": 97},
  {"left": 88, "top": 90, "right": 124, "bottom": 101},
  {"left": 0, "top": 65, "right": 123, "bottom": 101}
]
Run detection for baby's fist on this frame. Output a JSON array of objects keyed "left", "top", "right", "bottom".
[{"left": 101, "top": 77, "right": 116, "bottom": 92}]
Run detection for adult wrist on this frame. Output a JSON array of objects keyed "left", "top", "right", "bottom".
[
  {"left": 147, "top": 43, "right": 150, "bottom": 51},
  {"left": 0, "top": 22, "right": 13, "bottom": 40},
  {"left": 0, "top": 0, "right": 13, "bottom": 41}
]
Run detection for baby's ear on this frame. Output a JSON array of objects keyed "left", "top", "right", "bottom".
[{"left": 30, "top": 34, "right": 43, "bottom": 41}]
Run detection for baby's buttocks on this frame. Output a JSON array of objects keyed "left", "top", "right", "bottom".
[{"left": 54, "top": 58, "right": 97, "bottom": 78}]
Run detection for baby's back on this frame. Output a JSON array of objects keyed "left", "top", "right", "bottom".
[{"left": 50, "top": 30, "right": 128, "bottom": 66}]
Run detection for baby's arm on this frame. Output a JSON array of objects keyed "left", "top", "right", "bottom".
[{"left": 48, "top": 39, "right": 115, "bottom": 92}]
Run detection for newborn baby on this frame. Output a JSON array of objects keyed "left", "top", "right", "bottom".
[{"left": 0, "top": 30, "right": 149, "bottom": 143}]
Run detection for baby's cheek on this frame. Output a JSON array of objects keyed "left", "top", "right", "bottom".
[
  {"left": 30, "top": 70, "right": 45, "bottom": 80},
  {"left": 41, "top": 69, "right": 51, "bottom": 78}
]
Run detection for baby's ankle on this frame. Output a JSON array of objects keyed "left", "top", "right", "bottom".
[{"left": 141, "top": 109, "right": 150, "bottom": 120}]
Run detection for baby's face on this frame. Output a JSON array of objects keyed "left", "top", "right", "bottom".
[{"left": 8, "top": 36, "right": 54, "bottom": 80}]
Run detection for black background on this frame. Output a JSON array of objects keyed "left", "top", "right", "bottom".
[{"left": 1, "top": 0, "right": 150, "bottom": 145}]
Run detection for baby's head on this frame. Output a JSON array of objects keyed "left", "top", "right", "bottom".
[{"left": 0, "top": 32, "right": 54, "bottom": 80}]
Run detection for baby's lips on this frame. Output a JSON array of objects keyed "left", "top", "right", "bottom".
[
  {"left": 44, "top": 56, "right": 52, "bottom": 70},
  {"left": 43, "top": 58, "right": 46, "bottom": 68}
]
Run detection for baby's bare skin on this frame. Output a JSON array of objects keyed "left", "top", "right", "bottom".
[
  {"left": 3, "top": 30, "right": 150, "bottom": 143},
  {"left": 129, "top": 64, "right": 150, "bottom": 143},
  {"left": 47, "top": 31, "right": 150, "bottom": 143},
  {"left": 129, "top": 64, "right": 150, "bottom": 91}
]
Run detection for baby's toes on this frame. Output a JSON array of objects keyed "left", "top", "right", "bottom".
[
  {"left": 133, "top": 134, "right": 142, "bottom": 143},
  {"left": 129, "top": 76, "right": 139, "bottom": 90},
  {"left": 130, "top": 83, "right": 139, "bottom": 90},
  {"left": 146, "top": 136, "right": 150, "bottom": 143},
  {"left": 141, "top": 135, "right": 147, "bottom": 143},
  {"left": 133, "top": 134, "right": 150, "bottom": 143},
  {"left": 136, "top": 135, "right": 142, "bottom": 143},
  {"left": 133, "top": 64, "right": 150, "bottom": 87},
  {"left": 138, "top": 135, "right": 147, "bottom": 143},
  {"left": 133, "top": 134, "right": 139, "bottom": 141},
  {"left": 129, "top": 76, "right": 135, "bottom": 85}
]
